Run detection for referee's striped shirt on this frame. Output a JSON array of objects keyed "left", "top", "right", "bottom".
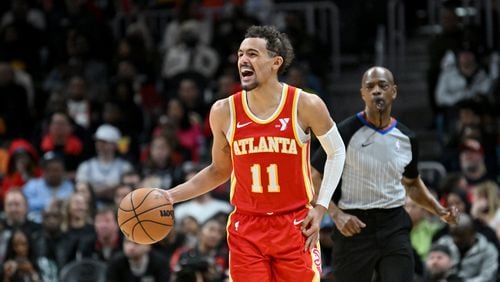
[{"left": 312, "top": 112, "right": 419, "bottom": 210}]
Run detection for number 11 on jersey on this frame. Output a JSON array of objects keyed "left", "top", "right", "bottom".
[{"left": 250, "top": 164, "right": 280, "bottom": 193}]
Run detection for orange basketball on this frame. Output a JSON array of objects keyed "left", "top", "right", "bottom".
[{"left": 117, "top": 188, "right": 174, "bottom": 244}]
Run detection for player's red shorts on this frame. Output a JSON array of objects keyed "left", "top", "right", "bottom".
[{"left": 227, "top": 207, "right": 321, "bottom": 282}]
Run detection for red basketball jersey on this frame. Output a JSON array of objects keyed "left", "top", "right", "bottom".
[{"left": 228, "top": 84, "right": 314, "bottom": 215}]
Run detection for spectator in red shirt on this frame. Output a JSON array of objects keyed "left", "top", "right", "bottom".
[
  {"left": 39, "top": 111, "right": 84, "bottom": 178},
  {"left": 1, "top": 139, "right": 41, "bottom": 204}
]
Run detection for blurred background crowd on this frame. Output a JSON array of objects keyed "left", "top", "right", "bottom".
[{"left": 0, "top": 0, "right": 499, "bottom": 281}]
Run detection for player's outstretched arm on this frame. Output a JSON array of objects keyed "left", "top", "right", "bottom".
[{"left": 162, "top": 99, "right": 233, "bottom": 204}]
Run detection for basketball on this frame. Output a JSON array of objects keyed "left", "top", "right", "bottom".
[{"left": 117, "top": 188, "right": 174, "bottom": 244}]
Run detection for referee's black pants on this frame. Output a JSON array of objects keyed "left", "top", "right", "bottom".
[{"left": 330, "top": 206, "right": 414, "bottom": 282}]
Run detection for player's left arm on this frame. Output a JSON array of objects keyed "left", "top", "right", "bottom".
[
  {"left": 298, "top": 91, "right": 346, "bottom": 251},
  {"left": 161, "top": 99, "right": 233, "bottom": 204},
  {"left": 403, "top": 176, "right": 458, "bottom": 225}
]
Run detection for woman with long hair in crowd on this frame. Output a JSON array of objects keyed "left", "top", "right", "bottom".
[
  {"left": 58, "top": 193, "right": 94, "bottom": 265},
  {"left": 1, "top": 229, "right": 43, "bottom": 282}
]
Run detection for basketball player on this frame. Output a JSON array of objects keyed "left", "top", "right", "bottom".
[
  {"left": 311, "top": 66, "right": 459, "bottom": 282},
  {"left": 159, "top": 25, "right": 346, "bottom": 281}
]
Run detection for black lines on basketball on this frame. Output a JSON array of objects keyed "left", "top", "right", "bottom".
[{"left": 117, "top": 188, "right": 175, "bottom": 244}]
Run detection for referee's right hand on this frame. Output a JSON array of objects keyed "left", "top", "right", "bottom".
[{"left": 332, "top": 210, "right": 366, "bottom": 237}]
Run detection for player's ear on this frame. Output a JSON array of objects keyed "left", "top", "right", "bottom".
[{"left": 273, "top": 56, "right": 283, "bottom": 71}]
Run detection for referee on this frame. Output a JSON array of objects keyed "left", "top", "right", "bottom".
[{"left": 311, "top": 66, "right": 458, "bottom": 282}]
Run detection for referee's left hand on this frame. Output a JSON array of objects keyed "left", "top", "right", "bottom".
[{"left": 302, "top": 205, "right": 326, "bottom": 252}]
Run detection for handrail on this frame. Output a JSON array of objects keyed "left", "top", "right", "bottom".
[
  {"left": 387, "top": 0, "right": 405, "bottom": 75},
  {"left": 428, "top": 0, "right": 439, "bottom": 27},
  {"left": 498, "top": 0, "right": 500, "bottom": 45},
  {"left": 375, "top": 25, "right": 385, "bottom": 66},
  {"left": 484, "top": 0, "right": 494, "bottom": 50}
]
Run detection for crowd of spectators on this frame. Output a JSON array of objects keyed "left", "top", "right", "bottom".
[
  {"left": 0, "top": 0, "right": 499, "bottom": 281},
  {"left": 413, "top": 1, "right": 500, "bottom": 281},
  {"left": 0, "top": 0, "right": 330, "bottom": 281}
]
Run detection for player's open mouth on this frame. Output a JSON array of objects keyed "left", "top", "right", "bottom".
[
  {"left": 240, "top": 67, "right": 255, "bottom": 81},
  {"left": 240, "top": 70, "right": 254, "bottom": 83},
  {"left": 241, "top": 70, "right": 253, "bottom": 76}
]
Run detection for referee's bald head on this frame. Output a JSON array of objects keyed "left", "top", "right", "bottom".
[{"left": 362, "top": 66, "right": 395, "bottom": 86}]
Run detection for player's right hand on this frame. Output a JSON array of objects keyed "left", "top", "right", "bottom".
[{"left": 332, "top": 210, "right": 366, "bottom": 237}]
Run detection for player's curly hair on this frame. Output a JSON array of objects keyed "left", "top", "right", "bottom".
[{"left": 245, "top": 25, "right": 295, "bottom": 75}]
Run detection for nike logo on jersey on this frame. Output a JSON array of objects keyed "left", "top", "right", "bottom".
[
  {"left": 236, "top": 121, "right": 252, "bottom": 128},
  {"left": 361, "top": 142, "right": 373, "bottom": 147},
  {"left": 293, "top": 218, "right": 304, "bottom": 225}
]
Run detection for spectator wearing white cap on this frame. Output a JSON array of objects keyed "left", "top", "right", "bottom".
[{"left": 76, "top": 124, "right": 133, "bottom": 204}]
